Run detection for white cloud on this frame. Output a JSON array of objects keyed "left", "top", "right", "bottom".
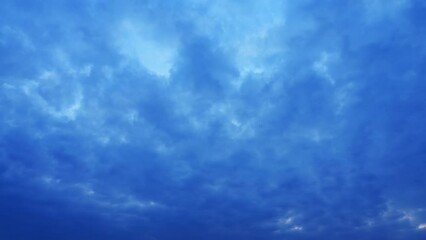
[
  {"left": 290, "top": 226, "right": 304, "bottom": 231},
  {"left": 40, "top": 178, "right": 162, "bottom": 213},
  {"left": 89, "top": 193, "right": 161, "bottom": 212},
  {"left": 21, "top": 70, "right": 84, "bottom": 121},
  {"left": 41, "top": 176, "right": 61, "bottom": 185},
  {"left": 39, "top": 70, "right": 58, "bottom": 80},
  {"left": 189, "top": 0, "right": 286, "bottom": 79},
  {"left": 39, "top": 88, "right": 84, "bottom": 121},
  {"left": 418, "top": 224, "right": 426, "bottom": 230},
  {"left": 53, "top": 90, "right": 83, "bottom": 120},
  {"left": 75, "top": 183, "right": 96, "bottom": 196},
  {"left": 313, "top": 52, "right": 336, "bottom": 85},
  {"left": 276, "top": 214, "right": 304, "bottom": 233},
  {"left": 278, "top": 217, "right": 294, "bottom": 225},
  {"left": 120, "top": 197, "right": 160, "bottom": 210},
  {"left": 335, "top": 82, "right": 356, "bottom": 114},
  {"left": 115, "top": 20, "right": 177, "bottom": 78},
  {"left": 400, "top": 211, "right": 415, "bottom": 222}
]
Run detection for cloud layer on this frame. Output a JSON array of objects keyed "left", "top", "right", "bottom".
[{"left": 1, "top": 0, "right": 426, "bottom": 239}]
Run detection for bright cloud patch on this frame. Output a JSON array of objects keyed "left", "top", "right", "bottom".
[{"left": 115, "top": 20, "right": 177, "bottom": 78}]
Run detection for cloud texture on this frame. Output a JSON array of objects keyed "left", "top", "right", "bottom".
[{"left": 1, "top": 0, "right": 426, "bottom": 239}]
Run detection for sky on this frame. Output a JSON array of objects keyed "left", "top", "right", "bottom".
[{"left": 1, "top": 0, "right": 426, "bottom": 239}]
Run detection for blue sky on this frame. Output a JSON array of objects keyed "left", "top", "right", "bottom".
[{"left": 1, "top": 0, "right": 426, "bottom": 239}]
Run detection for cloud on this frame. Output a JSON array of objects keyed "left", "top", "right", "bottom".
[
  {"left": 1, "top": 0, "right": 426, "bottom": 240},
  {"left": 114, "top": 19, "right": 178, "bottom": 78}
]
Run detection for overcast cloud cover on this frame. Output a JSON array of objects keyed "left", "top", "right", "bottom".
[{"left": 1, "top": 0, "right": 426, "bottom": 239}]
